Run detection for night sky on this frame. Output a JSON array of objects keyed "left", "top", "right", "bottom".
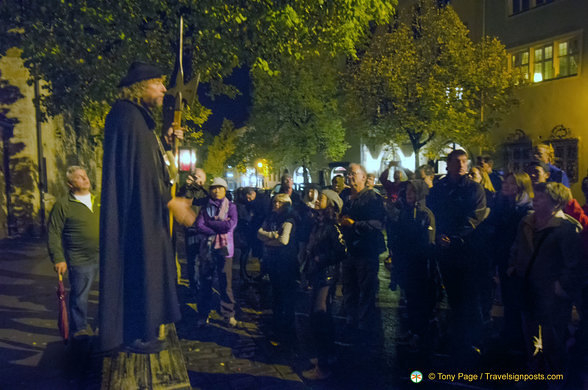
[{"left": 198, "top": 66, "right": 252, "bottom": 135}]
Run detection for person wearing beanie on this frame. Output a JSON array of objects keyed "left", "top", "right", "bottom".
[
  {"left": 99, "top": 61, "right": 194, "bottom": 354},
  {"left": 387, "top": 180, "right": 436, "bottom": 351},
  {"left": 258, "top": 193, "right": 298, "bottom": 343},
  {"left": 301, "top": 189, "right": 346, "bottom": 380},
  {"left": 194, "top": 177, "right": 238, "bottom": 327}
]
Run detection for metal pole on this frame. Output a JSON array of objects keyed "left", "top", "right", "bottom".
[{"left": 34, "top": 77, "right": 45, "bottom": 235}]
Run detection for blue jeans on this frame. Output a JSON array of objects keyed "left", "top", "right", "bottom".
[{"left": 68, "top": 263, "right": 98, "bottom": 334}]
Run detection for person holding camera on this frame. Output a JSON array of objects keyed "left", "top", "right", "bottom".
[{"left": 180, "top": 168, "right": 208, "bottom": 293}]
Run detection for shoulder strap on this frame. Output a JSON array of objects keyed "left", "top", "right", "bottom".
[{"left": 154, "top": 133, "right": 177, "bottom": 185}]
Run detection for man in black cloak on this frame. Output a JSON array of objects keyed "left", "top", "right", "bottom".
[{"left": 99, "top": 62, "right": 192, "bottom": 354}]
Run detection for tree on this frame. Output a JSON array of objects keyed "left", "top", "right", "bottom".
[
  {"left": 346, "top": 0, "right": 522, "bottom": 169},
  {"left": 239, "top": 53, "right": 349, "bottom": 173},
  {"left": 0, "top": 0, "right": 396, "bottom": 128},
  {"left": 203, "top": 119, "right": 241, "bottom": 178}
]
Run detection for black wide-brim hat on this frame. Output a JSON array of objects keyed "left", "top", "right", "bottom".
[{"left": 118, "top": 61, "right": 165, "bottom": 88}]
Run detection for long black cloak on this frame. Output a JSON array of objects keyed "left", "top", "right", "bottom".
[{"left": 99, "top": 99, "right": 180, "bottom": 351}]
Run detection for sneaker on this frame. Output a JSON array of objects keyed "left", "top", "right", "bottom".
[
  {"left": 72, "top": 325, "right": 94, "bottom": 339},
  {"left": 302, "top": 366, "right": 331, "bottom": 381},
  {"left": 309, "top": 356, "right": 337, "bottom": 366}
]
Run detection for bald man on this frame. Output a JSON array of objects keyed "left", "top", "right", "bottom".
[{"left": 181, "top": 168, "right": 209, "bottom": 294}]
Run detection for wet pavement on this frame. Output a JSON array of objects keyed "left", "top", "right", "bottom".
[{"left": 1, "top": 237, "right": 585, "bottom": 389}]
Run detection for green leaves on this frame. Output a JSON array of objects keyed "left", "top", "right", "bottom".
[
  {"left": 1, "top": 0, "right": 396, "bottom": 131},
  {"left": 203, "top": 119, "right": 241, "bottom": 178},
  {"left": 346, "top": 0, "right": 520, "bottom": 165},
  {"left": 240, "top": 52, "right": 350, "bottom": 169}
]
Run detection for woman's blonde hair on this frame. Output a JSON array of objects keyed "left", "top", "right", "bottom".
[
  {"left": 472, "top": 166, "right": 495, "bottom": 193},
  {"left": 273, "top": 193, "right": 292, "bottom": 205},
  {"left": 505, "top": 171, "right": 534, "bottom": 202},
  {"left": 535, "top": 143, "right": 555, "bottom": 164}
]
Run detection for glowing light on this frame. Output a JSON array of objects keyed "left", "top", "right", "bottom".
[
  {"left": 178, "top": 148, "right": 197, "bottom": 172},
  {"left": 257, "top": 162, "right": 263, "bottom": 168},
  {"left": 533, "top": 72, "right": 543, "bottom": 83}
]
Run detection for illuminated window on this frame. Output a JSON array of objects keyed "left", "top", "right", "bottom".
[
  {"left": 511, "top": 50, "right": 529, "bottom": 80},
  {"left": 509, "top": 34, "right": 580, "bottom": 83},
  {"left": 558, "top": 38, "right": 579, "bottom": 77},
  {"left": 533, "top": 44, "right": 554, "bottom": 82}
]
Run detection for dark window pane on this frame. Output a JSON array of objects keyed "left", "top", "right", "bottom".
[{"left": 522, "top": 0, "right": 530, "bottom": 10}]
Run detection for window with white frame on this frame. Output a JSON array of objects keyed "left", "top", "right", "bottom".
[
  {"left": 511, "top": 50, "right": 530, "bottom": 80},
  {"left": 508, "top": 33, "right": 580, "bottom": 84},
  {"left": 558, "top": 38, "right": 579, "bottom": 77},
  {"left": 533, "top": 44, "right": 554, "bottom": 82}
]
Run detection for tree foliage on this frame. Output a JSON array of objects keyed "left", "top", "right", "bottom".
[
  {"left": 239, "top": 53, "right": 349, "bottom": 170},
  {"left": 0, "top": 0, "right": 396, "bottom": 129},
  {"left": 203, "top": 119, "right": 241, "bottom": 178},
  {"left": 346, "top": 0, "right": 522, "bottom": 168}
]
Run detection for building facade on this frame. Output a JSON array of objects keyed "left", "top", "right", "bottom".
[
  {"left": 0, "top": 48, "right": 92, "bottom": 238},
  {"left": 452, "top": 0, "right": 587, "bottom": 197}
]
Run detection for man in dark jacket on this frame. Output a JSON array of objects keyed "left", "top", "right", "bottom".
[
  {"left": 339, "top": 163, "right": 386, "bottom": 342},
  {"left": 245, "top": 187, "right": 271, "bottom": 260},
  {"left": 428, "top": 149, "right": 487, "bottom": 364},
  {"left": 99, "top": 62, "right": 193, "bottom": 354},
  {"left": 48, "top": 166, "right": 99, "bottom": 339},
  {"left": 180, "top": 168, "right": 208, "bottom": 294}
]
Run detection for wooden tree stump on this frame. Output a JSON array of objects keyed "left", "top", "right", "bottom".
[{"left": 101, "top": 324, "right": 191, "bottom": 390}]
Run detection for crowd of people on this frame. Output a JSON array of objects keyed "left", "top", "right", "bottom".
[
  {"left": 46, "top": 62, "right": 587, "bottom": 385},
  {"left": 173, "top": 147, "right": 587, "bottom": 382}
]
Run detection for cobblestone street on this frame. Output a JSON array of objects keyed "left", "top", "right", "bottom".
[{"left": 1, "top": 237, "right": 583, "bottom": 389}]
